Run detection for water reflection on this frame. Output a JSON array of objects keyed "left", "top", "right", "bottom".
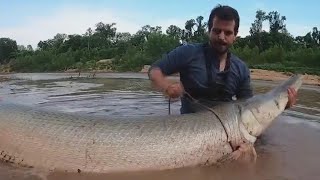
[{"left": 1, "top": 75, "right": 319, "bottom": 119}]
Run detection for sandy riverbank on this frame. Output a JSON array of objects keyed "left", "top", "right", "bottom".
[
  {"left": 249, "top": 69, "right": 320, "bottom": 86},
  {"left": 139, "top": 65, "right": 320, "bottom": 86},
  {"left": 1, "top": 69, "right": 319, "bottom": 86}
]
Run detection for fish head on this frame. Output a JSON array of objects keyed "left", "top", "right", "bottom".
[{"left": 238, "top": 74, "right": 304, "bottom": 142}]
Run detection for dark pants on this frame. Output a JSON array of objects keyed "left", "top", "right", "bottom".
[{"left": 180, "top": 96, "right": 226, "bottom": 114}]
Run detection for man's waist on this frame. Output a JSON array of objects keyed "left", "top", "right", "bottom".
[{"left": 183, "top": 88, "right": 232, "bottom": 100}]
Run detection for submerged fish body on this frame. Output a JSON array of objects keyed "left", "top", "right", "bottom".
[{"left": 0, "top": 74, "right": 304, "bottom": 173}]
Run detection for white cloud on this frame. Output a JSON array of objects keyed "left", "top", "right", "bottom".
[
  {"left": 0, "top": 5, "right": 194, "bottom": 49},
  {"left": 1, "top": 4, "right": 315, "bottom": 49},
  {"left": 153, "top": 18, "right": 187, "bottom": 33},
  {"left": 237, "top": 24, "right": 251, "bottom": 37},
  {"left": 286, "top": 24, "right": 314, "bottom": 37},
  {"left": 0, "top": 6, "right": 144, "bottom": 48}
]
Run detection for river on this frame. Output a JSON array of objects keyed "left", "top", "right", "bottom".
[{"left": 0, "top": 72, "right": 319, "bottom": 180}]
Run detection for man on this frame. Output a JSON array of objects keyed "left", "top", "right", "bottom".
[{"left": 148, "top": 5, "right": 297, "bottom": 114}]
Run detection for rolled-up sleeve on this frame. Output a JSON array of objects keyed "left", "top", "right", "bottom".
[
  {"left": 148, "top": 44, "right": 192, "bottom": 76},
  {"left": 236, "top": 66, "right": 253, "bottom": 99}
]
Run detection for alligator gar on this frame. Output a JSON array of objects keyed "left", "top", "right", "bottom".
[{"left": 0, "top": 74, "right": 303, "bottom": 174}]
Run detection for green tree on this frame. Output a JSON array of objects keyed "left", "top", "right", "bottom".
[
  {"left": 2, "top": 7, "right": 319, "bottom": 75},
  {"left": 0, "top": 38, "right": 18, "bottom": 63},
  {"left": 27, "top": 45, "right": 33, "bottom": 51},
  {"left": 184, "top": 19, "right": 196, "bottom": 40},
  {"left": 249, "top": 10, "right": 267, "bottom": 35},
  {"left": 191, "top": 16, "right": 208, "bottom": 42},
  {"left": 267, "top": 11, "right": 287, "bottom": 33},
  {"left": 166, "top": 25, "right": 183, "bottom": 40}
]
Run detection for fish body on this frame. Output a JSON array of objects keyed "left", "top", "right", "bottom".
[{"left": 0, "top": 74, "right": 304, "bottom": 173}]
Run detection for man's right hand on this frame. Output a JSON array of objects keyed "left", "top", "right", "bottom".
[
  {"left": 148, "top": 67, "right": 184, "bottom": 99},
  {"left": 164, "top": 82, "right": 184, "bottom": 99}
]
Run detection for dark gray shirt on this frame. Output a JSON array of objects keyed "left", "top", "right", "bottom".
[{"left": 149, "top": 42, "right": 253, "bottom": 114}]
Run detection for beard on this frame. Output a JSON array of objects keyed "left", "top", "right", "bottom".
[{"left": 211, "top": 40, "right": 229, "bottom": 55}]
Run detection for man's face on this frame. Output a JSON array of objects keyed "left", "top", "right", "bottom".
[{"left": 209, "top": 17, "right": 237, "bottom": 54}]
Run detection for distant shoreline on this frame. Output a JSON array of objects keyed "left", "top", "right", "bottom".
[{"left": 1, "top": 68, "right": 319, "bottom": 86}]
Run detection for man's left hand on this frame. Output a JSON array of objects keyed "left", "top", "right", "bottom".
[{"left": 286, "top": 87, "right": 298, "bottom": 109}]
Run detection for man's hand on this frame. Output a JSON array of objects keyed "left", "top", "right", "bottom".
[
  {"left": 164, "top": 82, "right": 184, "bottom": 99},
  {"left": 149, "top": 67, "right": 184, "bottom": 99},
  {"left": 286, "top": 86, "right": 298, "bottom": 109}
]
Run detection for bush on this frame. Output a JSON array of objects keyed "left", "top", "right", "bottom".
[
  {"left": 259, "top": 45, "right": 286, "bottom": 63},
  {"left": 231, "top": 45, "right": 259, "bottom": 65}
]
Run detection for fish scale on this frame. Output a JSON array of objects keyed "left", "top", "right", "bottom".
[
  {"left": 0, "top": 104, "right": 232, "bottom": 172},
  {"left": 0, "top": 74, "right": 304, "bottom": 174}
]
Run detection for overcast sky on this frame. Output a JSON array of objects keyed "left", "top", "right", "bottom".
[{"left": 1, "top": 0, "right": 319, "bottom": 48}]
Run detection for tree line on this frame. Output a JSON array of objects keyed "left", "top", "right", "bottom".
[{"left": 0, "top": 9, "right": 319, "bottom": 75}]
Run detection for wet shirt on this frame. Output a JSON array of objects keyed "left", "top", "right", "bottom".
[{"left": 149, "top": 42, "right": 253, "bottom": 114}]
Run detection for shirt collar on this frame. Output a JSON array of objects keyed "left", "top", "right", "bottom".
[{"left": 204, "top": 42, "right": 232, "bottom": 72}]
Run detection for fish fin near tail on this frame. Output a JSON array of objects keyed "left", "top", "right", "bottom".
[
  {"left": 269, "top": 74, "right": 304, "bottom": 95},
  {"left": 218, "top": 142, "right": 257, "bottom": 165}
]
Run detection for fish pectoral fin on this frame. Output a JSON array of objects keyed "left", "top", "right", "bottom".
[
  {"left": 218, "top": 142, "right": 257, "bottom": 165},
  {"left": 235, "top": 142, "right": 257, "bottom": 163}
]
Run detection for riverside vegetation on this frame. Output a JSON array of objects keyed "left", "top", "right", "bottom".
[{"left": 0, "top": 10, "right": 319, "bottom": 75}]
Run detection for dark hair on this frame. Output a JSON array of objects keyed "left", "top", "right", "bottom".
[{"left": 208, "top": 4, "right": 240, "bottom": 34}]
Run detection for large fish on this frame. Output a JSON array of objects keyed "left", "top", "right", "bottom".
[{"left": 0, "top": 74, "right": 303, "bottom": 174}]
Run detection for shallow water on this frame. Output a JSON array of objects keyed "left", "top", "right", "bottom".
[{"left": 0, "top": 72, "right": 319, "bottom": 180}]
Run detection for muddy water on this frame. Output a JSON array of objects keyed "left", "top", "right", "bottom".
[{"left": 0, "top": 73, "right": 319, "bottom": 180}]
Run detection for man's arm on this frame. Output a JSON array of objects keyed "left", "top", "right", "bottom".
[
  {"left": 148, "top": 67, "right": 171, "bottom": 92},
  {"left": 148, "top": 45, "right": 191, "bottom": 97}
]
